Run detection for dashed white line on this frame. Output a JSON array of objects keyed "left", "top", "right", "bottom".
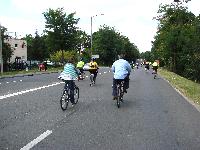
[
  {"left": 6, "top": 82, "right": 9, "bottom": 84},
  {"left": 0, "top": 82, "right": 62, "bottom": 100},
  {"left": 20, "top": 130, "right": 52, "bottom": 150},
  {"left": 13, "top": 81, "right": 16, "bottom": 83}
]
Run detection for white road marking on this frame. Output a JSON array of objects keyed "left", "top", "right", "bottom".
[
  {"left": 0, "top": 82, "right": 62, "bottom": 100},
  {"left": 104, "top": 72, "right": 107, "bottom": 74},
  {"left": 99, "top": 73, "right": 102, "bottom": 75},
  {"left": 6, "top": 82, "right": 9, "bottom": 84},
  {"left": 20, "top": 80, "right": 22, "bottom": 82},
  {"left": 86, "top": 76, "right": 88, "bottom": 78},
  {"left": 20, "top": 130, "right": 52, "bottom": 150},
  {"left": 13, "top": 81, "right": 16, "bottom": 82}
]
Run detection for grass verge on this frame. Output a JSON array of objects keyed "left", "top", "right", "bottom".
[{"left": 159, "top": 68, "right": 200, "bottom": 105}]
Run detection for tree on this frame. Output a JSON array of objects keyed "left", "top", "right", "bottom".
[
  {"left": 1, "top": 26, "right": 14, "bottom": 71},
  {"left": 43, "top": 8, "right": 80, "bottom": 54},
  {"left": 152, "top": 1, "right": 200, "bottom": 82},
  {"left": 93, "top": 25, "right": 139, "bottom": 65}
]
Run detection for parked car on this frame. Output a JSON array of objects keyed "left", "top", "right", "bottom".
[
  {"left": 46, "top": 60, "right": 55, "bottom": 66},
  {"left": 83, "top": 63, "right": 90, "bottom": 71}
]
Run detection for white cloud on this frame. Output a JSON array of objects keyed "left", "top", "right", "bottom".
[{"left": 1, "top": 0, "right": 199, "bottom": 52}]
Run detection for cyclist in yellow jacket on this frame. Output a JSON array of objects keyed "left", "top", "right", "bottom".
[
  {"left": 76, "top": 58, "right": 85, "bottom": 80},
  {"left": 152, "top": 60, "right": 158, "bottom": 74},
  {"left": 89, "top": 58, "right": 99, "bottom": 84}
]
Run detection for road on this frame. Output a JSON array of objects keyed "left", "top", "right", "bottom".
[{"left": 0, "top": 67, "right": 200, "bottom": 150}]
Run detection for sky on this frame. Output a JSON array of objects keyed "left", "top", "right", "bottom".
[{"left": 0, "top": 0, "right": 199, "bottom": 53}]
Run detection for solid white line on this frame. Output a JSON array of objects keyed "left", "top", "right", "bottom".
[
  {"left": 0, "top": 82, "right": 62, "bottom": 100},
  {"left": 20, "top": 130, "right": 52, "bottom": 150}
]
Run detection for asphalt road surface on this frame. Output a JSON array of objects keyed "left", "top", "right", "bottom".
[{"left": 0, "top": 67, "right": 200, "bottom": 150}]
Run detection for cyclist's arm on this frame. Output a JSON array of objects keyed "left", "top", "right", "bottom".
[
  {"left": 126, "top": 62, "right": 131, "bottom": 73},
  {"left": 111, "top": 64, "right": 115, "bottom": 73}
]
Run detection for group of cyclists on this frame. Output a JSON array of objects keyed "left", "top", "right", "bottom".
[{"left": 58, "top": 53, "right": 159, "bottom": 105}]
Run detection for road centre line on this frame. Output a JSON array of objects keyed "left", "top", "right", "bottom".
[
  {"left": 20, "top": 130, "right": 52, "bottom": 150},
  {"left": 0, "top": 82, "right": 63, "bottom": 100}
]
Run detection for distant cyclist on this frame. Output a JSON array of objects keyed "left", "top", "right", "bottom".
[
  {"left": 145, "top": 61, "right": 150, "bottom": 71},
  {"left": 58, "top": 58, "right": 79, "bottom": 105},
  {"left": 89, "top": 58, "right": 99, "bottom": 84},
  {"left": 112, "top": 54, "right": 131, "bottom": 100},
  {"left": 152, "top": 60, "right": 158, "bottom": 74},
  {"left": 76, "top": 58, "right": 85, "bottom": 80}
]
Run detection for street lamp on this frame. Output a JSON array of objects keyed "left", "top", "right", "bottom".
[
  {"left": 90, "top": 14, "right": 104, "bottom": 57},
  {"left": 0, "top": 23, "right": 3, "bottom": 74}
]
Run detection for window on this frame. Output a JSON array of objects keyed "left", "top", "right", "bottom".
[{"left": 15, "top": 44, "right": 18, "bottom": 48}]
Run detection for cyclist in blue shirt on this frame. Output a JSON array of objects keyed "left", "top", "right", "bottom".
[{"left": 112, "top": 54, "right": 131, "bottom": 100}]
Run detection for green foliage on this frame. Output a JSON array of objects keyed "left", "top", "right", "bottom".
[
  {"left": 50, "top": 50, "right": 77, "bottom": 63},
  {"left": 152, "top": 1, "right": 200, "bottom": 82},
  {"left": 92, "top": 25, "right": 139, "bottom": 65},
  {"left": 43, "top": 8, "right": 80, "bottom": 53},
  {"left": 1, "top": 26, "right": 14, "bottom": 64}
]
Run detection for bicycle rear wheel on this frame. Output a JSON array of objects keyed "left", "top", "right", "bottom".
[
  {"left": 74, "top": 86, "right": 79, "bottom": 104},
  {"left": 116, "top": 86, "right": 121, "bottom": 108},
  {"left": 60, "top": 90, "right": 69, "bottom": 110}
]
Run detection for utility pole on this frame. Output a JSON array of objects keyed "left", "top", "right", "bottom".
[
  {"left": 90, "top": 14, "right": 104, "bottom": 57},
  {"left": 0, "top": 23, "right": 3, "bottom": 74}
]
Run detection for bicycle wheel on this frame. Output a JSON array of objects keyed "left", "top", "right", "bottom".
[
  {"left": 60, "top": 90, "right": 69, "bottom": 111},
  {"left": 116, "top": 85, "right": 121, "bottom": 108},
  {"left": 74, "top": 86, "right": 79, "bottom": 104}
]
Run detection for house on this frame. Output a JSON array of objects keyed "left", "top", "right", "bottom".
[{"left": 4, "top": 37, "right": 27, "bottom": 63}]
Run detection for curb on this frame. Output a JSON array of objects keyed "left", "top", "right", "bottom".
[{"left": 0, "top": 71, "right": 60, "bottom": 79}]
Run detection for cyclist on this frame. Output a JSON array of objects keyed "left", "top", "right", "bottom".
[
  {"left": 145, "top": 61, "right": 150, "bottom": 71},
  {"left": 58, "top": 57, "right": 79, "bottom": 105},
  {"left": 89, "top": 58, "right": 99, "bottom": 84},
  {"left": 112, "top": 54, "right": 131, "bottom": 100},
  {"left": 152, "top": 60, "right": 159, "bottom": 74},
  {"left": 76, "top": 58, "right": 85, "bottom": 80}
]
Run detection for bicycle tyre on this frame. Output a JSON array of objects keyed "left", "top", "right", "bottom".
[
  {"left": 116, "top": 85, "right": 121, "bottom": 108},
  {"left": 74, "top": 86, "right": 79, "bottom": 104},
  {"left": 60, "top": 90, "right": 69, "bottom": 111}
]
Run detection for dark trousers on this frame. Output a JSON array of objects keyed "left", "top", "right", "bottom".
[
  {"left": 65, "top": 80, "right": 75, "bottom": 104},
  {"left": 89, "top": 69, "right": 98, "bottom": 82},
  {"left": 112, "top": 75, "right": 129, "bottom": 96}
]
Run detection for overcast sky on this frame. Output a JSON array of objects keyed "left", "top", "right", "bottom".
[{"left": 0, "top": 0, "right": 199, "bottom": 52}]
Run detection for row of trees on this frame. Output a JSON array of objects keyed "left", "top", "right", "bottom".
[
  {"left": 1, "top": 7, "right": 140, "bottom": 70},
  {"left": 142, "top": 0, "right": 200, "bottom": 82}
]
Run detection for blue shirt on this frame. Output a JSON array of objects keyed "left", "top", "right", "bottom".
[{"left": 112, "top": 59, "right": 131, "bottom": 79}]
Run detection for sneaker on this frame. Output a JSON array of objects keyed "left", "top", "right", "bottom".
[{"left": 112, "top": 96, "right": 117, "bottom": 100}]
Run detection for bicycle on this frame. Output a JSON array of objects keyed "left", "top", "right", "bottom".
[
  {"left": 116, "top": 80, "right": 124, "bottom": 108},
  {"left": 60, "top": 81, "right": 79, "bottom": 111}
]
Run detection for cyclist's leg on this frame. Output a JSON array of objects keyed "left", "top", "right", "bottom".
[
  {"left": 123, "top": 75, "right": 129, "bottom": 92},
  {"left": 93, "top": 70, "right": 97, "bottom": 83},
  {"left": 68, "top": 80, "right": 75, "bottom": 104}
]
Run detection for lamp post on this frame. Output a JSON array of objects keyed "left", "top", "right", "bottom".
[
  {"left": 0, "top": 23, "right": 3, "bottom": 74},
  {"left": 90, "top": 14, "right": 104, "bottom": 57}
]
